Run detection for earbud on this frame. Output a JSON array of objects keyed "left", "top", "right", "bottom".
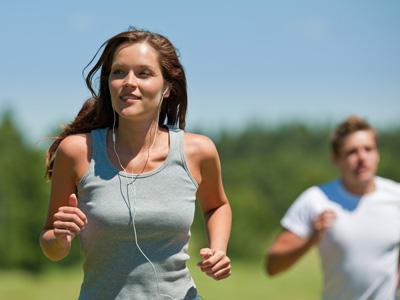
[
  {"left": 112, "top": 109, "right": 117, "bottom": 143},
  {"left": 162, "top": 85, "right": 170, "bottom": 98}
]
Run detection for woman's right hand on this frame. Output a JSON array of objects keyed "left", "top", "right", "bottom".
[{"left": 52, "top": 193, "right": 87, "bottom": 248}]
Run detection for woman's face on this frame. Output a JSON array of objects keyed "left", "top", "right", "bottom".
[{"left": 108, "top": 42, "right": 169, "bottom": 121}]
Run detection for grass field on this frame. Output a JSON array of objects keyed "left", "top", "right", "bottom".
[{"left": 0, "top": 251, "right": 322, "bottom": 300}]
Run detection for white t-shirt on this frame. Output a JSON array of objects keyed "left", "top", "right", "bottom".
[{"left": 281, "top": 177, "right": 400, "bottom": 300}]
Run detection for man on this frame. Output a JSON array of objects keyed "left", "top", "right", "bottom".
[{"left": 266, "top": 116, "right": 400, "bottom": 300}]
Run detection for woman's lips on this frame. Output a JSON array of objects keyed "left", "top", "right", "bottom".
[{"left": 120, "top": 95, "right": 141, "bottom": 103}]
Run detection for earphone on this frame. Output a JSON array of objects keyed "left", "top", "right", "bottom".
[
  {"left": 162, "top": 88, "right": 168, "bottom": 97},
  {"left": 111, "top": 92, "right": 174, "bottom": 300}
]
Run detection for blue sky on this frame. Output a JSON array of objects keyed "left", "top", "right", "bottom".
[{"left": 1, "top": 0, "right": 399, "bottom": 142}]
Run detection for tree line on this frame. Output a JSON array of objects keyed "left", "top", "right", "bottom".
[{"left": 1, "top": 112, "right": 399, "bottom": 272}]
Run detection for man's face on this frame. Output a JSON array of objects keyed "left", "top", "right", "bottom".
[{"left": 333, "top": 130, "right": 380, "bottom": 186}]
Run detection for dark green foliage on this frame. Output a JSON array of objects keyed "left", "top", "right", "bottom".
[
  {"left": 0, "top": 112, "right": 399, "bottom": 271},
  {"left": 0, "top": 112, "right": 80, "bottom": 272},
  {"left": 0, "top": 111, "right": 49, "bottom": 271},
  {"left": 192, "top": 123, "right": 400, "bottom": 260},
  {"left": 377, "top": 128, "right": 400, "bottom": 180},
  {"left": 209, "top": 124, "right": 337, "bottom": 259}
]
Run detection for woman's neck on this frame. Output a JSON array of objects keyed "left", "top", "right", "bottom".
[{"left": 115, "top": 118, "right": 159, "bottom": 153}]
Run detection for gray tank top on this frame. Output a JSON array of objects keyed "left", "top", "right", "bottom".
[{"left": 77, "top": 127, "right": 199, "bottom": 300}]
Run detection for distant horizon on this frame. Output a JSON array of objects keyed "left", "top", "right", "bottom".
[{"left": 1, "top": 105, "right": 398, "bottom": 149}]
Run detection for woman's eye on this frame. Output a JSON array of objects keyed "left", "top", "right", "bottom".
[
  {"left": 137, "top": 71, "right": 151, "bottom": 78},
  {"left": 111, "top": 69, "right": 125, "bottom": 75}
]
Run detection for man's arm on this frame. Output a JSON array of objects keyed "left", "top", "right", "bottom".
[
  {"left": 266, "top": 230, "right": 314, "bottom": 275},
  {"left": 266, "top": 209, "right": 336, "bottom": 276}
]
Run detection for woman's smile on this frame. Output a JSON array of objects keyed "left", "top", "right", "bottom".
[{"left": 120, "top": 94, "right": 142, "bottom": 104}]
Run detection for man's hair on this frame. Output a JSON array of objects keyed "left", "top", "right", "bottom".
[{"left": 331, "top": 116, "right": 377, "bottom": 156}]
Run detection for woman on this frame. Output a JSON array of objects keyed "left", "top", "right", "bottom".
[{"left": 40, "top": 28, "right": 232, "bottom": 300}]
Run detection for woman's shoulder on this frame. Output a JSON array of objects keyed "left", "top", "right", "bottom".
[
  {"left": 183, "top": 132, "right": 218, "bottom": 160},
  {"left": 57, "top": 133, "right": 91, "bottom": 162},
  {"left": 51, "top": 133, "right": 92, "bottom": 183}
]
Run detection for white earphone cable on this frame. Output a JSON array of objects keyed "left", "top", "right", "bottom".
[{"left": 111, "top": 92, "right": 174, "bottom": 300}]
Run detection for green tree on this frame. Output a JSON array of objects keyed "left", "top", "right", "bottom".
[{"left": 0, "top": 112, "right": 81, "bottom": 272}]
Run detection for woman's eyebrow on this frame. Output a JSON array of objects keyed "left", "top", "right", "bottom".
[{"left": 111, "top": 62, "right": 155, "bottom": 71}]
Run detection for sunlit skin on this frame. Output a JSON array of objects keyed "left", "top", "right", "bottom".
[
  {"left": 332, "top": 130, "right": 379, "bottom": 195},
  {"left": 108, "top": 42, "right": 169, "bottom": 123},
  {"left": 107, "top": 42, "right": 171, "bottom": 171}
]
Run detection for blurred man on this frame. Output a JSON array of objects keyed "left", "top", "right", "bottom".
[{"left": 266, "top": 116, "right": 400, "bottom": 300}]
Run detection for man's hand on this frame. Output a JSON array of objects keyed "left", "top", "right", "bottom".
[{"left": 310, "top": 209, "right": 336, "bottom": 244}]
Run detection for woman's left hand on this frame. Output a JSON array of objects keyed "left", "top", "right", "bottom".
[{"left": 197, "top": 248, "right": 231, "bottom": 280}]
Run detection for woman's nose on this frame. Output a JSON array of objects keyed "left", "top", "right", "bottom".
[{"left": 123, "top": 71, "right": 137, "bottom": 88}]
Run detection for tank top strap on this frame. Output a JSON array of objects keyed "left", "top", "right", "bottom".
[
  {"left": 165, "top": 125, "right": 198, "bottom": 187},
  {"left": 165, "top": 125, "right": 184, "bottom": 165},
  {"left": 90, "top": 127, "right": 108, "bottom": 163}
]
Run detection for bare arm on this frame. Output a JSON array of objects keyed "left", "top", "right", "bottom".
[
  {"left": 185, "top": 133, "right": 232, "bottom": 280},
  {"left": 39, "top": 134, "right": 89, "bottom": 261},
  {"left": 266, "top": 230, "right": 314, "bottom": 275},
  {"left": 266, "top": 209, "right": 336, "bottom": 276}
]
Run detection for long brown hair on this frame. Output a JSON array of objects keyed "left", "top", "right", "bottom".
[{"left": 45, "top": 28, "right": 188, "bottom": 179}]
